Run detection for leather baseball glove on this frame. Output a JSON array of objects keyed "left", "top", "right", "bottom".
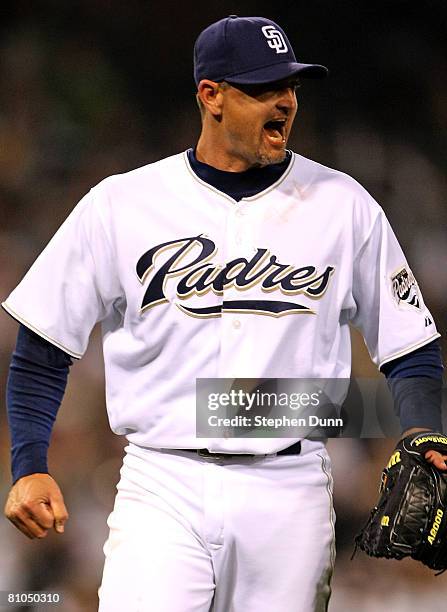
[{"left": 355, "top": 432, "right": 447, "bottom": 572}]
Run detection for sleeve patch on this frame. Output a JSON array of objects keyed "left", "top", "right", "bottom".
[{"left": 390, "top": 266, "right": 421, "bottom": 311}]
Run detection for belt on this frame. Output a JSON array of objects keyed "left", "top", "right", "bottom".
[{"left": 177, "top": 441, "right": 301, "bottom": 459}]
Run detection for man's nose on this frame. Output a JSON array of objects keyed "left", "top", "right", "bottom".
[{"left": 276, "top": 87, "right": 296, "bottom": 111}]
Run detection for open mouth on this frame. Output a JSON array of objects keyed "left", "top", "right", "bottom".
[{"left": 263, "top": 119, "right": 286, "bottom": 145}]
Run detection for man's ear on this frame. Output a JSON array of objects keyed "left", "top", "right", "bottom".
[{"left": 197, "top": 80, "right": 224, "bottom": 118}]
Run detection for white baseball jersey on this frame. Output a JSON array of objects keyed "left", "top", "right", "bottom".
[{"left": 3, "top": 151, "right": 439, "bottom": 453}]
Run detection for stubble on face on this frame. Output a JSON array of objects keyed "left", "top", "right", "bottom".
[
  {"left": 250, "top": 145, "right": 288, "bottom": 168},
  {"left": 234, "top": 124, "right": 288, "bottom": 167}
]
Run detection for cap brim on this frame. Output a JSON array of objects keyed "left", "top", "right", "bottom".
[{"left": 225, "top": 62, "right": 328, "bottom": 85}]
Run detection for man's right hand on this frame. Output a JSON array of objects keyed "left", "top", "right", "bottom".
[{"left": 4, "top": 473, "right": 69, "bottom": 539}]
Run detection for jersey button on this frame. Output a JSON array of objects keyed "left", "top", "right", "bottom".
[
  {"left": 233, "top": 319, "right": 241, "bottom": 329},
  {"left": 236, "top": 208, "right": 245, "bottom": 217}
]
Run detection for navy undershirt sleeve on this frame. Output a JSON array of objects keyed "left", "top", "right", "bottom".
[
  {"left": 380, "top": 340, "right": 444, "bottom": 433},
  {"left": 7, "top": 324, "right": 72, "bottom": 483}
]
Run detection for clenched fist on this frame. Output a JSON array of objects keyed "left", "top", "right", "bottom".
[{"left": 4, "top": 473, "right": 68, "bottom": 539}]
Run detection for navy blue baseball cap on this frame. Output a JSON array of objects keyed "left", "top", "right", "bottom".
[{"left": 194, "top": 15, "right": 328, "bottom": 86}]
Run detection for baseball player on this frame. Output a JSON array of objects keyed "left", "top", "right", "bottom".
[{"left": 2, "top": 15, "right": 444, "bottom": 612}]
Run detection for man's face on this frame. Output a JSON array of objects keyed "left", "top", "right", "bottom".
[{"left": 218, "top": 77, "right": 299, "bottom": 169}]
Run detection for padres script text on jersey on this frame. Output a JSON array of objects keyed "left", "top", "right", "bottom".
[
  {"left": 136, "top": 234, "right": 335, "bottom": 316},
  {"left": 3, "top": 151, "right": 439, "bottom": 454}
]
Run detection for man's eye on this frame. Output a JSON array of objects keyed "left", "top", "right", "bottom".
[{"left": 290, "top": 81, "right": 301, "bottom": 91}]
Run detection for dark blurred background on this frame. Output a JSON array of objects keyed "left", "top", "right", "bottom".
[{"left": 0, "top": 1, "right": 446, "bottom": 610}]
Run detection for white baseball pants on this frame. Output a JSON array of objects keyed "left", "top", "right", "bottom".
[{"left": 98, "top": 440, "right": 335, "bottom": 612}]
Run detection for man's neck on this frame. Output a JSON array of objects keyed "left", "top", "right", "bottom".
[{"left": 195, "top": 140, "right": 254, "bottom": 172}]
